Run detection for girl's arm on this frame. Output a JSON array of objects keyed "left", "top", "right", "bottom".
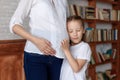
[{"left": 61, "top": 39, "right": 87, "bottom": 73}]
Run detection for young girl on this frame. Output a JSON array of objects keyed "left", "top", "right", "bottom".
[{"left": 60, "top": 16, "right": 91, "bottom": 80}]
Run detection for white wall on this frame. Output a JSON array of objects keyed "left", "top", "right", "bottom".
[
  {"left": 0, "top": 0, "right": 29, "bottom": 40},
  {"left": 0, "top": 0, "right": 19, "bottom": 39}
]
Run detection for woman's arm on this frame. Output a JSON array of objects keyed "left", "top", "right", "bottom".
[
  {"left": 12, "top": 24, "right": 56, "bottom": 55},
  {"left": 61, "top": 39, "right": 86, "bottom": 73},
  {"left": 9, "top": 0, "right": 55, "bottom": 55}
]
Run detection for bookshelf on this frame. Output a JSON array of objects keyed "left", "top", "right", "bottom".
[{"left": 68, "top": 0, "right": 120, "bottom": 80}]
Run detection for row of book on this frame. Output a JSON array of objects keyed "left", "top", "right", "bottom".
[
  {"left": 69, "top": 4, "right": 120, "bottom": 21},
  {"left": 96, "top": 8, "right": 120, "bottom": 21},
  {"left": 69, "top": 4, "right": 95, "bottom": 19},
  {"left": 96, "top": 70, "right": 116, "bottom": 80},
  {"left": 87, "top": 69, "right": 116, "bottom": 80},
  {"left": 84, "top": 28, "right": 118, "bottom": 42},
  {"left": 90, "top": 48, "right": 117, "bottom": 64}
]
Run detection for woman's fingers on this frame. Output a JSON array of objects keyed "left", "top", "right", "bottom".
[
  {"left": 45, "top": 39, "right": 52, "bottom": 46},
  {"left": 33, "top": 37, "right": 56, "bottom": 55},
  {"left": 40, "top": 40, "right": 56, "bottom": 55},
  {"left": 42, "top": 47, "right": 56, "bottom": 56},
  {"left": 42, "top": 46, "right": 56, "bottom": 55}
]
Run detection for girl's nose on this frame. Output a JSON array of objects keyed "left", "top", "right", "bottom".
[{"left": 73, "top": 31, "right": 77, "bottom": 36}]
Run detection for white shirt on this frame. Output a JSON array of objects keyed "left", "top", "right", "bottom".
[
  {"left": 9, "top": 0, "right": 69, "bottom": 58},
  {"left": 60, "top": 42, "right": 92, "bottom": 80}
]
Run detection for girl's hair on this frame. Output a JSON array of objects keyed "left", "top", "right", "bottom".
[
  {"left": 67, "top": 15, "right": 84, "bottom": 28},
  {"left": 67, "top": 15, "right": 85, "bottom": 43}
]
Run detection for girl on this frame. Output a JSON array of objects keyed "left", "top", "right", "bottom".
[{"left": 60, "top": 16, "right": 91, "bottom": 80}]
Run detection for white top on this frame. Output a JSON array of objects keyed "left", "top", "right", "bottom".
[
  {"left": 60, "top": 41, "right": 91, "bottom": 80},
  {"left": 9, "top": 0, "right": 69, "bottom": 58}
]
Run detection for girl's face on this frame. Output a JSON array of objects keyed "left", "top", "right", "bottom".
[{"left": 67, "top": 20, "right": 85, "bottom": 45}]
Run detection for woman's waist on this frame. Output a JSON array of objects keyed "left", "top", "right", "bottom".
[{"left": 24, "top": 41, "right": 65, "bottom": 58}]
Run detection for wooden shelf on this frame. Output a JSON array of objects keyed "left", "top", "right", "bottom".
[
  {"left": 90, "top": 59, "right": 116, "bottom": 67},
  {"left": 95, "top": 19, "right": 120, "bottom": 24},
  {"left": 0, "top": 39, "right": 25, "bottom": 80},
  {"left": 0, "top": 39, "right": 26, "bottom": 44},
  {"left": 84, "top": 19, "right": 120, "bottom": 24},
  {"left": 72, "top": 0, "right": 120, "bottom": 80},
  {"left": 83, "top": 19, "right": 96, "bottom": 23},
  {"left": 97, "top": 0, "right": 120, "bottom": 5},
  {"left": 0, "top": 39, "right": 26, "bottom": 55},
  {"left": 88, "top": 40, "right": 119, "bottom": 45}
]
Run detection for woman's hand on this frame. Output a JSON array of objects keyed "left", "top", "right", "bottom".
[
  {"left": 12, "top": 25, "right": 56, "bottom": 55},
  {"left": 32, "top": 36, "right": 56, "bottom": 55}
]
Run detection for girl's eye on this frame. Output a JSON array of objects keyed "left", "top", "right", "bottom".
[
  {"left": 68, "top": 30, "right": 73, "bottom": 33},
  {"left": 76, "top": 30, "right": 80, "bottom": 32}
]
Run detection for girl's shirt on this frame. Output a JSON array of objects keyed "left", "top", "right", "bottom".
[
  {"left": 9, "top": 0, "right": 69, "bottom": 58},
  {"left": 60, "top": 41, "right": 91, "bottom": 80}
]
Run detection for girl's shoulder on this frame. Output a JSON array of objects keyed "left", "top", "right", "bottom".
[
  {"left": 71, "top": 42, "right": 91, "bottom": 61},
  {"left": 71, "top": 41, "right": 90, "bottom": 49}
]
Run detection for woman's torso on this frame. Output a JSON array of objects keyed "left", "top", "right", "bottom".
[{"left": 25, "top": 0, "right": 69, "bottom": 58}]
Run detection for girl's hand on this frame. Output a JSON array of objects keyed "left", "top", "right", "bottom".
[
  {"left": 61, "top": 39, "right": 70, "bottom": 53},
  {"left": 32, "top": 36, "right": 56, "bottom": 56}
]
